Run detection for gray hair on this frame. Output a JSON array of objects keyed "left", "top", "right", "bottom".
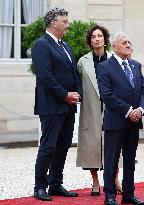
[
  {"left": 44, "top": 7, "right": 68, "bottom": 28},
  {"left": 111, "top": 32, "right": 128, "bottom": 45}
]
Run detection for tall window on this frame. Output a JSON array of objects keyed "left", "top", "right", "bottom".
[{"left": 0, "top": 0, "right": 47, "bottom": 61}]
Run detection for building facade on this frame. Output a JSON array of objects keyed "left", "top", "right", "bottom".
[{"left": 0, "top": 0, "right": 144, "bottom": 140}]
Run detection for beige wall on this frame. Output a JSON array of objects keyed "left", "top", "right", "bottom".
[
  {"left": 50, "top": 0, "right": 144, "bottom": 64},
  {"left": 50, "top": 0, "right": 88, "bottom": 21},
  {"left": 0, "top": 64, "right": 38, "bottom": 134},
  {"left": 0, "top": 0, "right": 144, "bottom": 135},
  {"left": 124, "top": 0, "right": 144, "bottom": 64},
  {"left": 87, "top": 0, "right": 144, "bottom": 64}
]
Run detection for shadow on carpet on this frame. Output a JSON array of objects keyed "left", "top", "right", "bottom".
[{"left": 0, "top": 183, "right": 144, "bottom": 205}]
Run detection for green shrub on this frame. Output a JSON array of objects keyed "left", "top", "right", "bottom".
[
  {"left": 63, "top": 20, "right": 95, "bottom": 61},
  {"left": 22, "top": 17, "right": 45, "bottom": 49},
  {"left": 22, "top": 18, "right": 97, "bottom": 74}
]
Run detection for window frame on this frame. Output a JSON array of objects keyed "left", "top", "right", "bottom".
[{"left": 0, "top": 0, "right": 47, "bottom": 63}]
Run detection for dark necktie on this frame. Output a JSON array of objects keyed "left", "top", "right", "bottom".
[
  {"left": 58, "top": 40, "right": 64, "bottom": 49},
  {"left": 58, "top": 40, "right": 72, "bottom": 63},
  {"left": 122, "top": 61, "right": 134, "bottom": 88}
]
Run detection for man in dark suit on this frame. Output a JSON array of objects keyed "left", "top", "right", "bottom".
[
  {"left": 97, "top": 32, "right": 144, "bottom": 205},
  {"left": 32, "top": 7, "right": 82, "bottom": 201}
]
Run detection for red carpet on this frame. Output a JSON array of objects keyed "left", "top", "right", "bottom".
[{"left": 0, "top": 183, "right": 144, "bottom": 205}]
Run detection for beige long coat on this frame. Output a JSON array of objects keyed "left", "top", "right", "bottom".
[{"left": 76, "top": 51, "right": 112, "bottom": 168}]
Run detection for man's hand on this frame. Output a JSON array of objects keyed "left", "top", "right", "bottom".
[
  {"left": 129, "top": 108, "right": 142, "bottom": 122},
  {"left": 64, "top": 92, "right": 80, "bottom": 105}
]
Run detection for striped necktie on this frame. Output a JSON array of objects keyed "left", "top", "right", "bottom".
[
  {"left": 122, "top": 61, "right": 134, "bottom": 88},
  {"left": 58, "top": 40, "right": 72, "bottom": 63}
]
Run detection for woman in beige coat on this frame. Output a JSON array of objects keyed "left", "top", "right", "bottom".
[{"left": 76, "top": 25, "right": 122, "bottom": 196}]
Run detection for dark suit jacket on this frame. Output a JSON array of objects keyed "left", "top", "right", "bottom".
[
  {"left": 32, "top": 33, "right": 82, "bottom": 115},
  {"left": 97, "top": 55, "right": 144, "bottom": 130}
]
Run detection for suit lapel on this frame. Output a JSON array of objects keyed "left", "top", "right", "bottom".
[
  {"left": 110, "top": 56, "right": 134, "bottom": 89},
  {"left": 82, "top": 52, "right": 112, "bottom": 97},
  {"left": 82, "top": 52, "right": 100, "bottom": 97},
  {"left": 44, "top": 33, "right": 72, "bottom": 64},
  {"left": 63, "top": 42, "right": 74, "bottom": 62}
]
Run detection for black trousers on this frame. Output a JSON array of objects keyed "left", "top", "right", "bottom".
[
  {"left": 34, "top": 112, "right": 75, "bottom": 191},
  {"left": 104, "top": 126, "right": 139, "bottom": 199}
]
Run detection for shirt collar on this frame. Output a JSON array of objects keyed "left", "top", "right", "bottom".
[
  {"left": 46, "top": 30, "right": 59, "bottom": 44},
  {"left": 113, "top": 53, "right": 129, "bottom": 66}
]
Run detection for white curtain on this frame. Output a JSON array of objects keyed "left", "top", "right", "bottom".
[
  {"left": 0, "top": 0, "right": 14, "bottom": 58},
  {"left": 22, "top": 0, "right": 45, "bottom": 24}
]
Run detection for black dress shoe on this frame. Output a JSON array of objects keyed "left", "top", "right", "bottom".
[
  {"left": 34, "top": 189, "right": 52, "bottom": 201},
  {"left": 104, "top": 199, "right": 120, "bottom": 205},
  {"left": 122, "top": 196, "right": 144, "bottom": 204},
  {"left": 48, "top": 185, "right": 78, "bottom": 197}
]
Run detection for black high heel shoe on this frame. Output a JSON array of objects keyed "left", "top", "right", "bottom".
[
  {"left": 91, "top": 186, "right": 100, "bottom": 196},
  {"left": 115, "top": 183, "right": 122, "bottom": 195}
]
